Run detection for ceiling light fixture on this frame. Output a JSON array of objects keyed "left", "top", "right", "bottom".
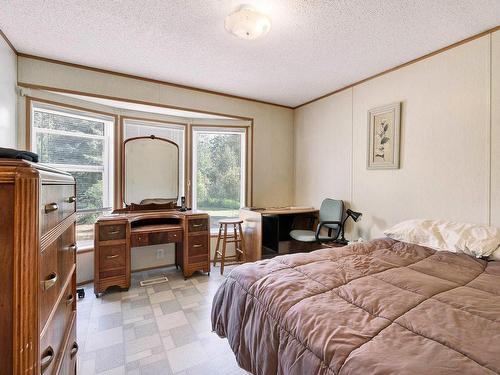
[{"left": 224, "top": 5, "right": 271, "bottom": 40}]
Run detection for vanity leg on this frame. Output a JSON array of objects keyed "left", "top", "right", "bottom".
[
  {"left": 175, "top": 242, "right": 183, "bottom": 271},
  {"left": 175, "top": 242, "right": 179, "bottom": 269}
]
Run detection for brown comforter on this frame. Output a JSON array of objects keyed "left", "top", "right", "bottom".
[{"left": 211, "top": 238, "right": 500, "bottom": 375}]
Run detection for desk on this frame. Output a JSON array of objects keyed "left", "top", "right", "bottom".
[
  {"left": 94, "top": 209, "right": 210, "bottom": 296},
  {"left": 240, "top": 207, "right": 319, "bottom": 261}
]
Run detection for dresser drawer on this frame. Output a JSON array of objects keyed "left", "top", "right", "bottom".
[
  {"left": 99, "top": 244, "right": 126, "bottom": 270},
  {"left": 99, "top": 224, "right": 126, "bottom": 241},
  {"left": 58, "top": 317, "right": 77, "bottom": 375},
  {"left": 40, "top": 279, "right": 74, "bottom": 374},
  {"left": 40, "top": 225, "right": 76, "bottom": 330},
  {"left": 188, "top": 234, "right": 209, "bottom": 259},
  {"left": 40, "top": 242, "right": 59, "bottom": 330},
  {"left": 58, "top": 224, "right": 77, "bottom": 291},
  {"left": 188, "top": 218, "right": 208, "bottom": 233},
  {"left": 41, "top": 184, "right": 76, "bottom": 235}
]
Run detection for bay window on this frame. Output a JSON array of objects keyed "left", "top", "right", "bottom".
[{"left": 192, "top": 127, "right": 247, "bottom": 229}]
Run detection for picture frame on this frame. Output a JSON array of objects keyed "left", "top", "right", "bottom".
[{"left": 367, "top": 102, "right": 401, "bottom": 169}]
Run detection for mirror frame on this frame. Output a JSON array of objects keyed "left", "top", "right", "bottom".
[{"left": 122, "top": 135, "right": 180, "bottom": 206}]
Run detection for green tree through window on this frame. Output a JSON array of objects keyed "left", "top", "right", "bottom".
[{"left": 194, "top": 130, "right": 245, "bottom": 229}]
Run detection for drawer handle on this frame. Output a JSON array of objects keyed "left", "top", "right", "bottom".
[
  {"left": 192, "top": 223, "right": 204, "bottom": 228},
  {"left": 68, "top": 244, "right": 77, "bottom": 252},
  {"left": 106, "top": 254, "right": 120, "bottom": 259},
  {"left": 66, "top": 294, "right": 74, "bottom": 305},
  {"left": 108, "top": 229, "right": 121, "bottom": 235},
  {"left": 44, "top": 202, "right": 59, "bottom": 213},
  {"left": 41, "top": 346, "right": 54, "bottom": 372},
  {"left": 192, "top": 244, "right": 203, "bottom": 248},
  {"left": 70, "top": 342, "right": 79, "bottom": 358},
  {"left": 43, "top": 272, "right": 58, "bottom": 290},
  {"left": 67, "top": 196, "right": 76, "bottom": 203}
]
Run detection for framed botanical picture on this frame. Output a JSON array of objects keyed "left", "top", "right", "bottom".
[{"left": 367, "top": 102, "right": 401, "bottom": 169}]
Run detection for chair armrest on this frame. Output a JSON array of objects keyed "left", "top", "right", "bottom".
[{"left": 315, "top": 221, "right": 342, "bottom": 241}]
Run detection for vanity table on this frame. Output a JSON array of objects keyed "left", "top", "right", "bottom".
[
  {"left": 94, "top": 209, "right": 210, "bottom": 297},
  {"left": 94, "top": 134, "right": 210, "bottom": 296}
]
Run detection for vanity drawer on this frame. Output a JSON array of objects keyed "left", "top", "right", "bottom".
[
  {"left": 100, "top": 268, "right": 126, "bottom": 279},
  {"left": 99, "top": 244, "right": 126, "bottom": 270},
  {"left": 188, "top": 234, "right": 209, "bottom": 259},
  {"left": 131, "top": 232, "right": 149, "bottom": 247},
  {"left": 40, "top": 279, "right": 74, "bottom": 375},
  {"left": 167, "top": 230, "right": 182, "bottom": 243},
  {"left": 41, "top": 184, "right": 76, "bottom": 235},
  {"left": 99, "top": 224, "right": 126, "bottom": 241},
  {"left": 188, "top": 219, "right": 208, "bottom": 233}
]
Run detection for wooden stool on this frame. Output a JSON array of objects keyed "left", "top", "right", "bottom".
[{"left": 213, "top": 219, "right": 246, "bottom": 275}]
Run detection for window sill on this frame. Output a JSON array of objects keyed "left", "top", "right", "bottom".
[{"left": 77, "top": 243, "right": 94, "bottom": 254}]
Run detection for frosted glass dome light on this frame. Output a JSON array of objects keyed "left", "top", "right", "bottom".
[{"left": 224, "top": 5, "right": 271, "bottom": 40}]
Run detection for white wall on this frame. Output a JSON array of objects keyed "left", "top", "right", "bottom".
[
  {"left": 295, "top": 33, "right": 499, "bottom": 239},
  {"left": 0, "top": 37, "right": 17, "bottom": 147}
]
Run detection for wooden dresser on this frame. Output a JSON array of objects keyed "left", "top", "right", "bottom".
[
  {"left": 94, "top": 209, "right": 210, "bottom": 296},
  {"left": 0, "top": 160, "right": 78, "bottom": 374}
]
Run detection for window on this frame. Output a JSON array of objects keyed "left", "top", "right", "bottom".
[
  {"left": 192, "top": 127, "right": 246, "bottom": 229},
  {"left": 123, "top": 118, "right": 185, "bottom": 204},
  {"left": 31, "top": 102, "right": 114, "bottom": 247}
]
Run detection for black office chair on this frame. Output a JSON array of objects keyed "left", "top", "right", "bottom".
[{"left": 290, "top": 198, "right": 343, "bottom": 243}]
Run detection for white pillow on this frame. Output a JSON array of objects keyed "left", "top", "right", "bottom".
[
  {"left": 490, "top": 246, "right": 500, "bottom": 261},
  {"left": 384, "top": 219, "right": 500, "bottom": 258}
]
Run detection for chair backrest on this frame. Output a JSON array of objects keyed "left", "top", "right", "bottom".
[{"left": 319, "top": 198, "right": 343, "bottom": 229}]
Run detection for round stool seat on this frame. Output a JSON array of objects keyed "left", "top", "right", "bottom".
[{"left": 218, "top": 219, "right": 244, "bottom": 225}]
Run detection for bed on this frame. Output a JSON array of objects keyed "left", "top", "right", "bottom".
[{"left": 211, "top": 238, "right": 500, "bottom": 375}]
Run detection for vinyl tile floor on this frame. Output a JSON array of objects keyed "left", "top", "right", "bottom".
[{"left": 77, "top": 265, "right": 249, "bottom": 375}]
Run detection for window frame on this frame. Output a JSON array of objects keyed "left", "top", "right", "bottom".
[
  {"left": 190, "top": 125, "right": 249, "bottom": 228},
  {"left": 28, "top": 98, "right": 117, "bottom": 246}
]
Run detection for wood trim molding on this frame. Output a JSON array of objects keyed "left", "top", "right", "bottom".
[
  {"left": 18, "top": 82, "right": 254, "bottom": 121},
  {"left": 17, "top": 52, "right": 292, "bottom": 109},
  {"left": 0, "top": 28, "right": 17, "bottom": 54},
  {"left": 190, "top": 124, "right": 253, "bottom": 208},
  {"left": 295, "top": 24, "right": 500, "bottom": 109},
  {"left": 120, "top": 115, "right": 188, "bottom": 127}
]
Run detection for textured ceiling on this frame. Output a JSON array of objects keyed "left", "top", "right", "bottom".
[{"left": 1, "top": 1, "right": 500, "bottom": 107}]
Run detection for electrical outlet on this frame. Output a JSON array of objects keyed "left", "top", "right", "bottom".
[{"left": 156, "top": 249, "right": 165, "bottom": 259}]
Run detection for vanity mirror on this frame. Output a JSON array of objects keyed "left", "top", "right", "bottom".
[{"left": 123, "top": 135, "right": 179, "bottom": 206}]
